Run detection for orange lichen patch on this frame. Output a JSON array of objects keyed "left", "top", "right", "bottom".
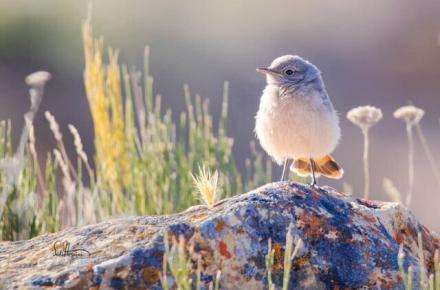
[
  {"left": 219, "top": 241, "right": 232, "bottom": 259},
  {"left": 364, "top": 215, "right": 377, "bottom": 224},
  {"left": 393, "top": 224, "right": 419, "bottom": 248},
  {"left": 115, "top": 267, "right": 130, "bottom": 279},
  {"left": 292, "top": 255, "right": 309, "bottom": 268},
  {"left": 346, "top": 238, "right": 360, "bottom": 248},
  {"left": 272, "top": 243, "right": 284, "bottom": 271},
  {"left": 363, "top": 236, "right": 370, "bottom": 246},
  {"left": 360, "top": 199, "right": 383, "bottom": 208},
  {"left": 143, "top": 266, "right": 160, "bottom": 285},
  {"left": 190, "top": 212, "right": 209, "bottom": 220},
  {"left": 301, "top": 212, "right": 327, "bottom": 237},
  {"left": 215, "top": 219, "right": 227, "bottom": 232},
  {"left": 357, "top": 212, "right": 377, "bottom": 224},
  {"left": 308, "top": 216, "right": 325, "bottom": 228},
  {"left": 394, "top": 232, "right": 403, "bottom": 244},
  {"left": 85, "top": 263, "right": 94, "bottom": 273},
  {"left": 402, "top": 225, "right": 416, "bottom": 240},
  {"left": 377, "top": 277, "right": 390, "bottom": 288},
  {"left": 296, "top": 190, "right": 306, "bottom": 196},
  {"left": 312, "top": 193, "right": 321, "bottom": 201},
  {"left": 368, "top": 226, "right": 379, "bottom": 234},
  {"left": 236, "top": 226, "right": 247, "bottom": 234}
]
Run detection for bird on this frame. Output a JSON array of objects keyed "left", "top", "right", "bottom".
[{"left": 255, "top": 55, "right": 343, "bottom": 186}]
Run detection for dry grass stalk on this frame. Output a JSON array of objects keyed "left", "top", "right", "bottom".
[
  {"left": 68, "top": 124, "right": 95, "bottom": 186},
  {"left": 383, "top": 178, "right": 402, "bottom": 203},
  {"left": 415, "top": 123, "right": 440, "bottom": 188},
  {"left": 347, "top": 106, "right": 382, "bottom": 198},
  {"left": 283, "top": 223, "right": 304, "bottom": 290},
  {"left": 394, "top": 105, "right": 425, "bottom": 206},
  {"left": 27, "top": 120, "right": 47, "bottom": 200}
]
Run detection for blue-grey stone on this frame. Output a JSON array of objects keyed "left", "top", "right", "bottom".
[{"left": 0, "top": 182, "right": 438, "bottom": 289}]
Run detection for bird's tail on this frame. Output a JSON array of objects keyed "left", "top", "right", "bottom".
[{"left": 290, "top": 155, "right": 344, "bottom": 179}]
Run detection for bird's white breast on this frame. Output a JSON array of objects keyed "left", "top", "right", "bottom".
[{"left": 255, "top": 84, "right": 340, "bottom": 164}]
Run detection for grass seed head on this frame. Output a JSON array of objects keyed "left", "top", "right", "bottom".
[
  {"left": 68, "top": 124, "right": 88, "bottom": 163},
  {"left": 192, "top": 165, "right": 221, "bottom": 207},
  {"left": 45, "top": 111, "right": 62, "bottom": 141}
]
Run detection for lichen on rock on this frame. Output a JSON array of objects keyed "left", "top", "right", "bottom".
[{"left": 0, "top": 182, "right": 438, "bottom": 289}]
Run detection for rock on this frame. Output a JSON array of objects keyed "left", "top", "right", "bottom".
[{"left": 0, "top": 182, "right": 439, "bottom": 289}]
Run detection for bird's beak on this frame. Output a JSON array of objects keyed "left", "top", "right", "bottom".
[{"left": 256, "top": 67, "right": 277, "bottom": 75}]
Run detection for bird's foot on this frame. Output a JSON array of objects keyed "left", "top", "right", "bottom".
[
  {"left": 308, "top": 183, "right": 330, "bottom": 195},
  {"left": 309, "top": 182, "right": 318, "bottom": 188}
]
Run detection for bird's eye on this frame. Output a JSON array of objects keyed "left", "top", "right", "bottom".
[{"left": 285, "top": 69, "right": 294, "bottom": 75}]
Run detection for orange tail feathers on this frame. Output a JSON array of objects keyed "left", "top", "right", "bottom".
[{"left": 290, "top": 155, "right": 344, "bottom": 179}]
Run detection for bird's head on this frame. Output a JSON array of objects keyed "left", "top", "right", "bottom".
[{"left": 256, "top": 55, "right": 321, "bottom": 86}]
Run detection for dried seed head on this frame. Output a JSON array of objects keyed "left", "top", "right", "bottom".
[
  {"left": 346, "top": 106, "right": 383, "bottom": 130},
  {"left": 191, "top": 165, "right": 220, "bottom": 207},
  {"left": 68, "top": 124, "right": 88, "bottom": 163},
  {"left": 25, "top": 71, "right": 51, "bottom": 88},
  {"left": 45, "top": 111, "right": 62, "bottom": 141},
  {"left": 393, "top": 105, "right": 424, "bottom": 125},
  {"left": 53, "top": 149, "right": 69, "bottom": 178}
]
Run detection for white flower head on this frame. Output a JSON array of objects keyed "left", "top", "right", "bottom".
[
  {"left": 25, "top": 71, "right": 51, "bottom": 88},
  {"left": 346, "top": 106, "right": 383, "bottom": 130},
  {"left": 393, "top": 105, "right": 424, "bottom": 125}
]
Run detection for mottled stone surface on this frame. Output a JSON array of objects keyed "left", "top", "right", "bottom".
[{"left": 0, "top": 182, "right": 439, "bottom": 289}]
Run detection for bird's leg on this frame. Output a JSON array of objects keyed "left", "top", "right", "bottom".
[
  {"left": 280, "top": 158, "right": 288, "bottom": 181},
  {"left": 309, "top": 158, "right": 317, "bottom": 186}
]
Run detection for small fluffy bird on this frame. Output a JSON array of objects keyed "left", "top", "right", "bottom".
[{"left": 255, "top": 55, "right": 343, "bottom": 185}]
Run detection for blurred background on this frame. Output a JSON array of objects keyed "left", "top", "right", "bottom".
[{"left": 0, "top": 0, "right": 439, "bottom": 231}]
